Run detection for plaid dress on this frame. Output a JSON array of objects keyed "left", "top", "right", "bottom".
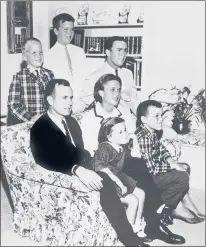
[{"left": 7, "top": 67, "right": 54, "bottom": 125}]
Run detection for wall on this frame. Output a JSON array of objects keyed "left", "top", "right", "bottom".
[
  {"left": 141, "top": 1, "right": 205, "bottom": 99},
  {"left": 1, "top": 1, "right": 205, "bottom": 115}
]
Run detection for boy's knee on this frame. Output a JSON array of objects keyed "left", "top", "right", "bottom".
[{"left": 177, "top": 170, "right": 190, "bottom": 185}]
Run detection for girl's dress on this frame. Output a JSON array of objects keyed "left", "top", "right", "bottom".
[{"left": 92, "top": 141, "right": 137, "bottom": 197}]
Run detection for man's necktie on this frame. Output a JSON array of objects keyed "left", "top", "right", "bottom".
[
  {"left": 115, "top": 69, "right": 119, "bottom": 77},
  {"left": 62, "top": 119, "right": 72, "bottom": 142},
  {"left": 65, "top": 46, "right": 73, "bottom": 77}
]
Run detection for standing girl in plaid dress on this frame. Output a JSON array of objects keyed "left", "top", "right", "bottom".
[
  {"left": 91, "top": 117, "right": 149, "bottom": 240},
  {"left": 7, "top": 38, "right": 54, "bottom": 126}
]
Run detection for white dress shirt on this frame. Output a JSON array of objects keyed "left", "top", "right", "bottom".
[
  {"left": 47, "top": 111, "right": 76, "bottom": 146},
  {"left": 44, "top": 42, "right": 91, "bottom": 113},
  {"left": 79, "top": 62, "right": 139, "bottom": 114}
]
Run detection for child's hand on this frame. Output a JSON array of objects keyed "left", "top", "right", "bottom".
[{"left": 121, "top": 185, "right": 128, "bottom": 195}]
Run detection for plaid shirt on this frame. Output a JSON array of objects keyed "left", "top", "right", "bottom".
[
  {"left": 135, "top": 124, "right": 171, "bottom": 175},
  {"left": 8, "top": 67, "right": 54, "bottom": 122}
]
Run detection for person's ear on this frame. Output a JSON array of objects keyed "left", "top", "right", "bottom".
[
  {"left": 47, "top": 95, "right": 53, "bottom": 106},
  {"left": 141, "top": 116, "right": 147, "bottom": 124},
  {"left": 105, "top": 49, "right": 110, "bottom": 57},
  {"left": 98, "top": 90, "right": 104, "bottom": 99},
  {"left": 107, "top": 133, "right": 112, "bottom": 142},
  {"left": 54, "top": 28, "right": 58, "bottom": 36},
  {"left": 22, "top": 50, "right": 27, "bottom": 61}
]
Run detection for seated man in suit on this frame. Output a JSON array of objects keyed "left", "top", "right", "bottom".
[{"left": 30, "top": 78, "right": 148, "bottom": 247}]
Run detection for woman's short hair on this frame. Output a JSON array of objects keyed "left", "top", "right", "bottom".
[
  {"left": 136, "top": 100, "right": 162, "bottom": 127},
  {"left": 98, "top": 117, "right": 125, "bottom": 143},
  {"left": 44, "top": 79, "right": 71, "bottom": 108},
  {"left": 94, "top": 74, "right": 122, "bottom": 103}
]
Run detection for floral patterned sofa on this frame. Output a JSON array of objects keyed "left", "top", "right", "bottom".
[{"left": 1, "top": 122, "right": 123, "bottom": 246}]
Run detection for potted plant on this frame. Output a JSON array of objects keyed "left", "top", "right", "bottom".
[
  {"left": 172, "top": 88, "right": 205, "bottom": 134},
  {"left": 149, "top": 86, "right": 205, "bottom": 134}
]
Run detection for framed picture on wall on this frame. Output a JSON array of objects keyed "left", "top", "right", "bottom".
[{"left": 7, "top": 1, "right": 33, "bottom": 54}]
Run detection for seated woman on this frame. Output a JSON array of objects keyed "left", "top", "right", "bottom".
[
  {"left": 80, "top": 73, "right": 136, "bottom": 157},
  {"left": 79, "top": 74, "right": 186, "bottom": 245}
]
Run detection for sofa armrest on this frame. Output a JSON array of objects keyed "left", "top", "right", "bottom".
[{"left": 3, "top": 159, "right": 93, "bottom": 193}]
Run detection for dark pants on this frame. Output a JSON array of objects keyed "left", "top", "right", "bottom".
[
  {"left": 152, "top": 169, "right": 189, "bottom": 208},
  {"left": 98, "top": 172, "right": 142, "bottom": 246},
  {"left": 123, "top": 157, "right": 163, "bottom": 227}
]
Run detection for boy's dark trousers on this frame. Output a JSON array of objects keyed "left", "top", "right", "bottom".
[
  {"left": 122, "top": 157, "right": 164, "bottom": 227},
  {"left": 97, "top": 172, "right": 144, "bottom": 246}
]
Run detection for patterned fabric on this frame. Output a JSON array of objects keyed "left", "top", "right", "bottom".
[
  {"left": 1, "top": 122, "right": 123, "bottom": 246},
  {"left": 161, "top": 138, "right": 182, "bottom": 161},
  {"left": 65, "top": 46, "right": 73, "bottom": 77},
  {"left": 7, "top": 67, "right": 54, "bottom": 122},
  {"left": 135, "top": 124, "right": 171, "bottom": 175}
]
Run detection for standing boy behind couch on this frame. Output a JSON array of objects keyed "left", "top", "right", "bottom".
[{"left": 7, "top": 38, "right": 54, "bottom": 126}]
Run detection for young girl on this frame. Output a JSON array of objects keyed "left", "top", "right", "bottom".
[{"left": 91, "top": 117, "right": 147, "bottom": 238}]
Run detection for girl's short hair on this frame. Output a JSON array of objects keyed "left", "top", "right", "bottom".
[
  {"left": 94, "top": 74, "right": 122, "bottom": 103},
  {"left": 136, "top": 100, "right": 162, "bottom": 127},
  {"left": 98, "top": 117, "right": 125, "bottom": 143}
]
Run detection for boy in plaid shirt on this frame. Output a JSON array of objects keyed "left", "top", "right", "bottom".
[
  {"left": 135, "top": 100, "right": 205, "bottom": 224},
  {"left": 7, "top": 38, "right": 54, "bottom": 126}
]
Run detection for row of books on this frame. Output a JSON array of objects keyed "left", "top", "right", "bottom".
[
  {"left": 14, "top": 28, "right": 27, "bottom": 53},
  {"left": 83, "top": 36, "right": 142, "bottom": 55}
]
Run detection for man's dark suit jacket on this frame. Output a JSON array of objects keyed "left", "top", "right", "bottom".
[{"left": 30, "top": 113, "right": 91, "bottom": 175}]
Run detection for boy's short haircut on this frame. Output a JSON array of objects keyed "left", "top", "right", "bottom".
[
  {"left": 98, "top": 117, "right": 125, "bottom": 143},
  {"left": 53, "top": 13, "right": 75, "bottom": 29},
  {"left": 105, "top": 36, "right": 127, "bottom": 51},
  {"left": 21, "top": 37, "right": 41, "bottom": 53},
  {"left": 136, "top": 100, "right": 162, "bottom": 127},
  {"left": 45, "top": 79, "right": 71, "bottom": 108}
]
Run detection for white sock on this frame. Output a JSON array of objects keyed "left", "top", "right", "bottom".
[{"left": 157, "top": 204, "right": 166, "bottom": 214}]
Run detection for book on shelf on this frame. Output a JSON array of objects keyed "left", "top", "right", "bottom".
[
  {"left": 83, "top": 36, "right": 142, "bottom": 56},
  {"left": 123, "top": 58, "right": 142, "bottom": 88}
]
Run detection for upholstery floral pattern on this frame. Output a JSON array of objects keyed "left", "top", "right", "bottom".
[{"left": 1, "top": 122, "right": 123, "bottom": 246}]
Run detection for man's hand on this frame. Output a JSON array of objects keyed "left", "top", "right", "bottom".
[{"left": 75, "top": 166, "right": 103, "bottom": 191}]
